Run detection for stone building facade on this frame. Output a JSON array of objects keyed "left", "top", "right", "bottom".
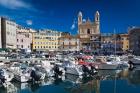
[
  {"left": 58, "top": 33, "right": 80, "bottom": 52},
  {"left": 129, "top": 27, "right": 140, "bottom": 55},
  {"left": 1, "top": 17, "right": 17, "bottom": 49},
  {"left": 78, "top": 11, "right": 100, "bottom": 51}
]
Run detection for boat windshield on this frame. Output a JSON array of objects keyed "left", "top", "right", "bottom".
[{"left": 84, "top": 59, "right": 94, "bottom": 63}]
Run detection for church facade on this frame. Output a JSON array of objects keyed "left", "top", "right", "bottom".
[{"left": 78, "top": 11, "right": 101, "bottom": 51}]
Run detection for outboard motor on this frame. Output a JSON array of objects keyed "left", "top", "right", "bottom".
[
  {"left": 53, "top": 65, "right": 63, "bottom": 77},
  {"left": 82, "top": 65, "right": 91, "bottom": 76},
  {"left": 82, "top": 65, "right": 97, "bottom": 76},
  {"left": 128, "top": 60, "right": 134, "bottom": 69},
  {"left": 90, "top": 65, "right": 98, "bottom": 75},
  {"left": 30, "top": 69, "right": 41, "bottom": 81}
]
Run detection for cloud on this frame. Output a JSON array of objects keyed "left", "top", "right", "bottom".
[
  {"left": 83, "top": 19, "right": 86, "bottom": 22},
  {"left": 71, "top": 19, "right": 77, "bottom": 30},
  {"left": 26, "top": 20, "right": 32, "bottom": 25},
  {"left": 0, "top": 0, "right": 31, "bottom": 9},
  {"left": 71, "top": 24, "right": 75, "bottom": 30}
]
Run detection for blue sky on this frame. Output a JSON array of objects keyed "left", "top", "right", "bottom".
[{"left": 0, "top": 0, "right": 140, "bottom": 34}]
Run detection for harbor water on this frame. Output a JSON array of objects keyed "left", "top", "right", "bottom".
[{"left": 0, "top": 69, "right": 140, "bottom": 93}]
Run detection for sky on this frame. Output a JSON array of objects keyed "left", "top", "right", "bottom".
[{"left": 0, "top": 0, "right": 140, "bottom": 34}]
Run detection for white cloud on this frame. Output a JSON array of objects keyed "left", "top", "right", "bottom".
[
  {"left": 83, "top": 19, "right": 86, "bottom": 22},
  {"left": 71, "top": 19, "right": 77, "bottom": 30},
  {"left": 0, "top": 0, "right": 31, "bottom": 9},
  {"left": 71, "top": 24, "right": 75, "bottom": 30},
  {"left": 26, "top": 20, "right": 32, "bottom": 25}
]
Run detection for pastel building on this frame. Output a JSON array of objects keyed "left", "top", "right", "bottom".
[
  {"left": 59, "top": 33, "right": 80, "bottom": 52},
  {"left": 32, "top": 29, "right": 62, "bottom": 51},
  {"left": 1, "top": 17, "right": 17, "bottom": 49},
  {"left": 120, "top": 34, "right": 129, "bottom": 51},
  {"left": 0, "top": 17, "right": 1, "bottom": 48},
  {"left": 16, "top": 26, "right": 33, "bottom": 51}
]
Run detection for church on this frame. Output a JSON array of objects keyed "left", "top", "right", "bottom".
[{"left": 78, "top": 11, "right": 101, "bottom": 51}]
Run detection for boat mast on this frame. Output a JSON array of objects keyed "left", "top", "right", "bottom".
[{"left": 114, "top": 29, "right": 116, "bottom": 56}]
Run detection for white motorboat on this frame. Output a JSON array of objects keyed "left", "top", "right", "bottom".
[
  {"left": 0, "top": 68, "right": 14, "bottom": 82},
  {"left": 95, "top": 56, "right": 121, "bottom": 70},
  {"left": 41, "top": 60, "right": 55, "bottom": 77},
  {"left": 98, "top": 63, "right": 120, "bottom": 70},
  {"left": 32, "top": 65, "right": 46, "bottom": 80},
  {"left": 129, "top": 57, "right": 140, "bottom": 65},
  {"left": 45, "top": 57, "right": 58, "bottom": 64},
  {"left": 9, "top": 62, "right": 31, "bottom": 82},
  {"left": 62, "top": 58, "right": 83, "bottom": 76}
]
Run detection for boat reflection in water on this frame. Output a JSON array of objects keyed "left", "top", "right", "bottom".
[
  {"left": 1, "top": 69, "right": 140, "bottom": 93},
  {"left": 127, "top": 68, "right": 140, "bottom": 85}
]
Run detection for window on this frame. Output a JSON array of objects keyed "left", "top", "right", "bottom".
[
  {"left": 7, "top": 32, "right": 10, "bottom": 35},
  {"left": 25, "top": 34, "right": 29, "bottom": 38},
  {"left": 17, "top": 39, "right": 19, "bottom": 42},
  {"left": 127, "top": 45, "right": 129, "bottom": 48},
  {"left": 21, "top": 45, "right": 23, "bottom": 48},
  {"left": 87, "top": 29, "right": 90, "bottom": 34},
  {"left": 90, "top": 36, "right": 92, "bottom": 40},
  {"left": 21, "top": 39, "right": 23, "bottom": 42},
  {"left": 97, "top": 17, "right": 99, "bottom": 21}
]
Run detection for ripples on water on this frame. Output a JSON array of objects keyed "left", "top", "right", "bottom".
[{"left": 1, "top": 69, "right": 140, "bottom": 93}]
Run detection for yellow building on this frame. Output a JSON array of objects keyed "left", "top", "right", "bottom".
[
  {"left": 32, "top": 29, "right": 62, "bottom": 51},
  {"left": 120, "top": 34, "right": 129, "bottom": 51}
]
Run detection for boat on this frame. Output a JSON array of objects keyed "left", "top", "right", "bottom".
[
  {"left": 45, "top": 57, "right": 58, "bottom": 64},
  {"left": 128, "top": 57, "right": 140, "bottom": 67},
  {"left": 40, "top": 60, "right": 55, "bottom": 77},
  {"left": 0, "top": 68, "right": 14, "bottom": 82},
  {"left": 62, "top": 58, "right": 83, "bottom": 76},
  {"left": 32, "top": 65, "right": 46, "bottom": 80},
  {"left": 95, "top": 56, "right": 121, "bottom": 70},
  {"left": 9, "top": 62, "right": 31, "bottom": 82}
]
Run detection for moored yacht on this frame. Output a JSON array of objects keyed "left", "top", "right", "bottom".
[
  {"left": 62, "top": 58, "right": 83, "bottom": 76},
  {"left": 0, "top": 68, "right": 14, "bottom": 82},
  {"left": 9, "top": 62, "right": 31, "bottom": 82}
]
